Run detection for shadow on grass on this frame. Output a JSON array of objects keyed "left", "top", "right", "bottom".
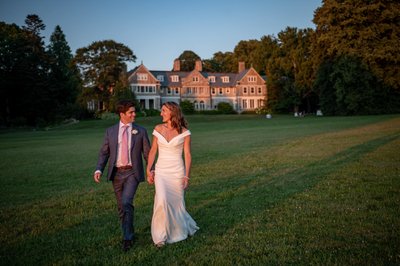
[
  {"left": 2, "top": 133, "right": 399, "bottom": 265},
  {"left": 143, "top": 132, "right": 400, "bottom": 264}
]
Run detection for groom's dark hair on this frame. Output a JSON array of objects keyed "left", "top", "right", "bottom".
[{"left": 116, "top": 99, "right": 135, "bottom": 115}]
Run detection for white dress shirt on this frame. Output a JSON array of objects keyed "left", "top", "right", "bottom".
[{"left": 117, "top": 122, "right": 132, "bottom": 167}]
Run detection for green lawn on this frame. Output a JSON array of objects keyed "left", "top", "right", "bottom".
[{"left": 1, "top": 114, "right": 399, "bottom": 265}]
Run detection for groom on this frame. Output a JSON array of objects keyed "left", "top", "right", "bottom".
[{"left": 94, "top": 99, "right": 151, "bottom": 252}]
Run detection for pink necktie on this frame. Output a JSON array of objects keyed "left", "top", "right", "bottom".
[{"left": 121, "top": 125, "right": 129, "bottom": 166}]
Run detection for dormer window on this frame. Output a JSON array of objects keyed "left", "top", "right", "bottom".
[
  {"left": 137, "top": 73, "right": 148, "bottom": 81},
  {"left": 171, "top": 75, "right": 179, "bottom": 82},
  {"left": 208, "top": 76, "right": 216, "bottom": 83},
  {"left": 248, "top": 76, "right": 257, "bottom": 82},
  {"left": 222, "top": 76, "right": 229, "bottom": 83},
  {"left": 157, "top": 75, "right": 164, "bottom": 82}
]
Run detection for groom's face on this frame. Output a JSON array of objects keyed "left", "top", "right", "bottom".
[{"left": 120, "top": 107, "right": 136, "bottom": 124}]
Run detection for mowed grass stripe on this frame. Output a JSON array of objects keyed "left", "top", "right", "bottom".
[{"left": 0, "top": 115, "right": 399, "bottom": 264}]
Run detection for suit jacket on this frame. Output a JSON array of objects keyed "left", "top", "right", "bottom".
[{"left": 96, "top": 122, "right": 150, "bottom": 182}]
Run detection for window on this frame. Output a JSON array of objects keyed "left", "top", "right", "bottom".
[
  {"left": 87, "top": 100, "right": 95, "bottom": 111},
  {"left": 243, "top": 87, "right": 247, "bottom": 94},
  {"left": 242, "top": 99, "right": 247, "bottom": 109},
  {"left": 137, "top": 73, "right": 148, "bottom": 81},
  {"left": 212, "top": 88, "right": 216, "bottom": 94},
  {"left": 200, "top": 101, "right": 205, "bottom": 110},
  {"left": 258, "top": 87, "right": 262, "bottom": 94},
  {"left": 193, "top": 76, "right": 199, "bottom": 82},
  {"left": 157, "top": 75, "right": 164, "bottom": 82},
  {"left": 171, "top": 75, "right": 179, "bottom": 82},
  {"left": 208, "top": 76, "right": 215, "bottom": 83},
  {"left": 222, "top": 76, "right": 229, "bottom": 83},
  {"left": 250, "top": 99, "right": 254, "bottom": 108},
  {"left": 167, "top": 88, "right": 172, "bottom": 94},
  {"left": 219, "top": 88, "right": 223, "bottom": 95},
  {"left": 251, "top": 87, "right": 255, "bottom": 94},
  {"left": 248, "top": 76, "right": 256, "bottom": 82},
  {"left": 175, "top": 88, "right": 179, "bottom": 94},
  {"left": 187, "top": 87, "right": 192, "bottom": 94},
  {"left": 226, "top": 88, "right": 230, "bottom": 94},
  {"left": 194, "top": 101, "right": 198, "bottom": 110}
]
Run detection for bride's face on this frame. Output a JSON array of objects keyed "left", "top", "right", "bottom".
[{"left": 161, "top": 105, "right": 172, "bottom": 122}]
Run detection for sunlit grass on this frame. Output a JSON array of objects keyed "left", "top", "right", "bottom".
[{"left": 0, "top": 114, "right": 399, "bottom": 264}]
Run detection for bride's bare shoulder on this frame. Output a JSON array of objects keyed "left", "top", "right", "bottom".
[{"left": 154, "top": 124, "right": 165, "bottom": 131}]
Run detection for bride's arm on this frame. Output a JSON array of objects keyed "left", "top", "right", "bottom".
[
  {"left": 147, "top": 135, "right": 158, "bottom": 184},
  {"left": 183, "top": 135, "right": 192, "bottom": 189}
]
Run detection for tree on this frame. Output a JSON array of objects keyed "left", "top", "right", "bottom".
[
  {"left": 73, "top": 40, "right": 136, "bottom": 111},
  {"left": 234, "top": 40, "right": 260, "bottom": 72},
  {"left": 0, "top": 22, "right": 31, "bottom": 125},
  {"left": 267, "top": 27, "right": 315, "bottom": 113},
  {"left": 22, "top": 14, "right": 45, "bottom": 36},
  {"left": 254, "top": 35, "right": 279, "bottom": 75},
  {"left": 316, "top": 55, "right": 400, "bottom": 115},
  {"left": 314, "top": 60, "right": 337, "bottom": 115},
  {"left": 47, "top": 25, "right": 80, "bottom": 118},
  {"left": 177, "top": 50, "right": 201, "bottom": 71},
  {"left": 204, "top": 51, "right": 237, "bottom": 73},
  {"left": 313, "top": 0, "right": 400, "bottom": 90},
  {"left": 0, "top": 15, "right": 53, "bottom": 126},
  {"left": 332, "top": 56, "right": 376, "bottom": 115}
]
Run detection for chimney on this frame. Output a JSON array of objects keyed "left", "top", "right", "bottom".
[
  {"left": 195, "top": 59, "right": 202, "bottom": 72},
  {"left": 238, "top": 61, "right": 245, "bottom": 73},
  {"left": 173, "top": 59, "right": 180, "bottom": 71}
]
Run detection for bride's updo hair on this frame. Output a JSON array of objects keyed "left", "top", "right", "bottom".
[{"left": 163, "top": 102, "right": 188, "bottom": 133}]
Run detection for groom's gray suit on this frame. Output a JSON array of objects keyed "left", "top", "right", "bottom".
[{"left": 96, "top": 122, "right": 150, "bottom": 241}]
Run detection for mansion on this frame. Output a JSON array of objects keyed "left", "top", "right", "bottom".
[{"left": 128, "top": 59, "right": 267, "bottom": 112}]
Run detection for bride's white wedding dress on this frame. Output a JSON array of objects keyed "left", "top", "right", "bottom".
[{"left": 151, "top": 129, "right": 199, "bottom": 245}]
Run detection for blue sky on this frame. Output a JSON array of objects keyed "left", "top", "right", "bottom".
[{"left": 1, "top": 0, "right": 322, "bottom": 71}]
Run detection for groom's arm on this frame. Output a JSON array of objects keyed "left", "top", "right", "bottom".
[
  {"left": 94, "top": 129, "right": 111, "bottom": 182},
  {"left": 142, "top": 127, "right": 151, "bottom": 164}
]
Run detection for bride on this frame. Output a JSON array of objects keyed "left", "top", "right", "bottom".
[{"left": 146, "top": 102, "right": 199, "bottom": 247}]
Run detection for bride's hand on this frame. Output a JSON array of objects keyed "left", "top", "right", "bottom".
[
  {"left": 147, "top": 170, "right": 155, "bottom": 184},
  {"left": 182, "top": 176, "right": 189, "bottom": 190}
]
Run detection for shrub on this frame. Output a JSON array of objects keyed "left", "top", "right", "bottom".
[
  {"left": 217, "top": 102, "right": 236, "bottom": 114},
  {"left": 180, "top": 100, "right": 195, "bottom": 114}
]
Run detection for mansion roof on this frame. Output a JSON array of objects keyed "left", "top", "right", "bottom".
[{"left": 128, "top": 61, "right": 266, "bottom": 88}]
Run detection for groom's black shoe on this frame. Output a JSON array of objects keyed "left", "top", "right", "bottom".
[{"left": 122, "top": 240, "right": 133, "bottom": 252}]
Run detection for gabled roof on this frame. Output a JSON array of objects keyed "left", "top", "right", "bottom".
[
  {"left": 236, "top": 67, "right": 265, "bottom": 84},
  {"left": 150, "top": 70, "right": 189, "bottom": 87},
  {"left": 204, "top": 72, "right": 238, "bottom": 87},
  {"left": 128, "top": 64, "right": 159, "bottom": 83},
  {"left": 130, "top": 65, "right": 266, "bottom": 87}
]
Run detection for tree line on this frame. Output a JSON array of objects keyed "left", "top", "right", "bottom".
[{"left": 1, "top": 0, "right": 399, "bottom": 127}]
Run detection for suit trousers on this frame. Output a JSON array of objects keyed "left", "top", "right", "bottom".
[{"left": 112, "top": 168, "right": 139, "bottom": 241}]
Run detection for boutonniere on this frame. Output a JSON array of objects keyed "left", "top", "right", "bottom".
[{"left": 131, "top": 129, "right": 138, "bottom": 135}]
